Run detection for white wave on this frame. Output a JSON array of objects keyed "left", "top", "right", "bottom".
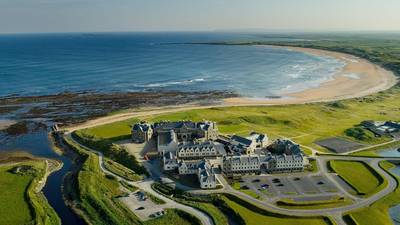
[
  {"left": 287, "top": 73, "right": 302, "bottom": 78},
  {"left": 137, "top": 77, "right": 206, "bottom": 88},
  {"left": 341, "top": 56, "right": 359, "bottom": 63},
  {"left": 342, "top": 73, "right": 361, "bottom": 79}
]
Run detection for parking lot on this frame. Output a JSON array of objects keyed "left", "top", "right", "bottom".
[
  {"left": 119, "top": 191, "right": 166, "bottom": 221},
  {"left": 240, "top": 173, "right": 340, "bottom": 199}
]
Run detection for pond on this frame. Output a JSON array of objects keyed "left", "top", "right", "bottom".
[{"left": 378, "top": 147, "right": 400, "bottom": 225}]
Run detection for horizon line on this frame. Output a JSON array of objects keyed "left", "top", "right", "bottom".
[{"left": 1, "top": 29, "right": 400, "bottom": 36}]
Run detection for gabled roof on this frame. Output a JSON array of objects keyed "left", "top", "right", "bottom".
[
  {"left": 231, "top": 135, "right": 253, "bottom": 146},
  {"left": 132, "top": 123, "right": 152, "bottom": 132}
]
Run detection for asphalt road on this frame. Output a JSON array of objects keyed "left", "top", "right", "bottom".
[
  {"left": 66, "top": 133, "right": 215, "bottom": 225},
  {"left": 65, "top": 131, "right": 400, "bottom": 225}
]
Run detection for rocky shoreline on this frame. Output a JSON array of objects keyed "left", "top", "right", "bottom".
[{"left": 0, "top": 90, "right": 236, "bottom": 127}]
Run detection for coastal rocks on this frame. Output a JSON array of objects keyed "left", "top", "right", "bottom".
[{"left": 0, "top": 91, "right": 237, "bottom": 125}]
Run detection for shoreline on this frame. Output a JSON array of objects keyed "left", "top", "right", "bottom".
[{"left": 223, "top": 46, "right": 398, "bottom": 105}]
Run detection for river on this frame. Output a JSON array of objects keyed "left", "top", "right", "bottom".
[
  {"left": 379, "top": 147, "right": 400, "bottom": 225},
  {"left": 0, "top": 127, "right": 85, "bottom": 225}
]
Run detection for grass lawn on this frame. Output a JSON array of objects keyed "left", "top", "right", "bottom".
[
  {"left": 0, "top": 163, "right": 36, "bottom": 225},
  {"left": 307, "top": 158, "right": 319, "bottom": 173},
  {"left": 181, "top": 201, "right": 229, "bottom": 225},
  {"left": 347, "top": 161, "right": 400, "bottom": 225},
  {"left": 104, "top": 158, "right": 142, "bottom": 181},
  {"left": 221, "top": 195, "right": 332, "bottom": 225},
  {"left": 78, "top": 86, "right": 400, "bottom": 155},
  {"left": 143, "top": 209, "right": 200, "bottom": 225},
  {"left": 351, "top": 140, "right": 400, "bottom": 157},
  {"left": 79, "top": 117, "right": 139, "bottom": 140},
  {"left": 65, "top": 136, "right": 199, "bottom": 225},
  {"left": 276, "top": 197, "right": 353, "bottom": 210},
  {"left": 329, "top": 160, "right": 385, "bottom": 197},
  {"left": 232, "top": 181, "right": 261, "bottom": 199},
  {"left": 0, "top": 159, "right": 60, "bottom": 225}
]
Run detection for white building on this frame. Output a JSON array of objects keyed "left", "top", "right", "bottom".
[
  {"left": 197, "top": 161, "right": 217, "bottom": 189},
  {"left": 131, "top": 122, "right": 153, "bottom": 143},
  {"left": 177, "top": 141, "right": 225, "bottom": 159},
  {"left": 248, "top": 132, "right": 269, "bottom": 148},
  {"left": 274, "top": 154, "right": 304, "bottom": 172},
  {"left": 229, "top": 135, "right": 257, "bottom": 154},
  {"left": 163, "top": 151, "right": 178, "bottom": 171},
  {"left": 222, "top": 155, "right": 261, "bottom": 175},
  {"left": 178, "top": 160, "right": 201, "bottom": 175},
  {"left": 157, "top": 130, "right": 178, "bottom": 155}
]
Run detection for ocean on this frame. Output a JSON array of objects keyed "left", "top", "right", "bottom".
[{"left": 0, "top": 32, "right": 345, "bottom": 98}]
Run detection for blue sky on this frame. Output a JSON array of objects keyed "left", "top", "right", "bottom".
[{"left": 0, "top": 0, "right": 399, "bottom": 33}]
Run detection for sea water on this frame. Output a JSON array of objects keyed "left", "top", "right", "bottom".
[{"left": 0, "top": 32, "right": 345, "bottom": 98}]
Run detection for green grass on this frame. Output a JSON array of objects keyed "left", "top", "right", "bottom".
[
  {"left": 276, "top": 197, "right": 353, "bottom": 209},
  {"left": 232, "top": 181, "right": 261, "bottom": 199},
  {"left": 79, "top": 118, "right": 139, "bottom": 139},
  {"left": 119, "top": 180, "right": 138, "bottom": 192},
  {"left": 183, "top": 201, "right": 229, "bottom": 225},
  {"left": 0, "top": 160, "right": 60, "bottom": 225},
  {"left": 65, "top": 136, "right": 199, "bottom": 225},
  {"left": 347, "top": 161, "right": 400, "bottom": 225},
  {"left": 143, "top": 209, "right": 201, "bottom": 225},
  {"left": 145, "top": 191, "right": 166, "bottom": 205},
  {"left": 351, "top": 140, "right": 400, "bottom": 157},
  {"left": 78, "top": 85, "right": 400, "bottom": 155},
  {"left": 104, "top": 158, "right": 142, "bottom": 181},
  {"left": 72, "top": 131, "right": 148, "bottom": 175},
  {"left": 151, "top": 183, "right": 229, "bottom": 225},
  {"left": 306, "top": 158, "right": 319, "bottom": 173},
  {"left": 344, "top": 127, "right": 392, "bottom": 144},
  {"left": 329, "top": 160, "right": 386, "bottom": 197},
  {"left": 221, "top": 194, "right": 332, "bottom": 225}
]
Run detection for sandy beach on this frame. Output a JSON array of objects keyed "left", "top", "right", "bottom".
[
  {"left": 224, "top": 46, "right": 398, "bottom": 105},
  {"left": 0, "top": 119, "right": 16, "bottom": 130}
]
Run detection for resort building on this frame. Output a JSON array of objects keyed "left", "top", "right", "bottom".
[
  {"left": 131, "top": 122, "right": 153, "bottom": 143},
  {"left": 197, "top": 161, "right": 217, "bottom": 189},
  {"left": 177, "top": 141, "right": 226, "bottom": 160},
  {"left": 153, "top": 121, "right": 218, "bottom": 142},
  {"left": 178, "top": 160, "right": 201, "bottom": 175},
  {"left": 261, "top": 154, "right": 304, "bottom": 173},
  {"left": 222, "top": 155, "right": 261, "bottom": 175},
  {"left": 362, "top": 120, "right": 400, "bottom": 137},
  {"left": 157, "top": 130, "right": 178, "bottom": 154},
  {"left": 229, "top": 135, "right": 257, "bottom": 154},
  {"left": 163, "top": 151, "right": 178, "bottom": 171},
  {"left": 248, "top": 132, "right": 269, "bottom": 148},
  {"left": 268, "top": 139, "right": 301, "bottom": 155},
  {"left": 132, "top": 120, "right": 306, "bottom": 189},
  {"left": 227, "top": 132, "right": 268, "bottom": 155}
]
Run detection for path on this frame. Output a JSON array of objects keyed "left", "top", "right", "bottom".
[{"left": 66, "top": 133, "right": 214, "bottom": 225}]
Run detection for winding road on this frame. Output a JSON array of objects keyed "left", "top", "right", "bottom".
[
  {"left": 62, "top": 106, "right": 400, "bottom": 225},
  {"left": 65, "top": 133, "right": 215, "bottom": 225}
]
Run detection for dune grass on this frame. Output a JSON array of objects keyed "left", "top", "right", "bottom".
[{"left": 329, "top": 160, "right": 386, "bottom": 197}]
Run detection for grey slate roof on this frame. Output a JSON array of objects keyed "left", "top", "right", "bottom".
[{"left": 231, "top": 135, "right": 253, "bottom": 146}]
